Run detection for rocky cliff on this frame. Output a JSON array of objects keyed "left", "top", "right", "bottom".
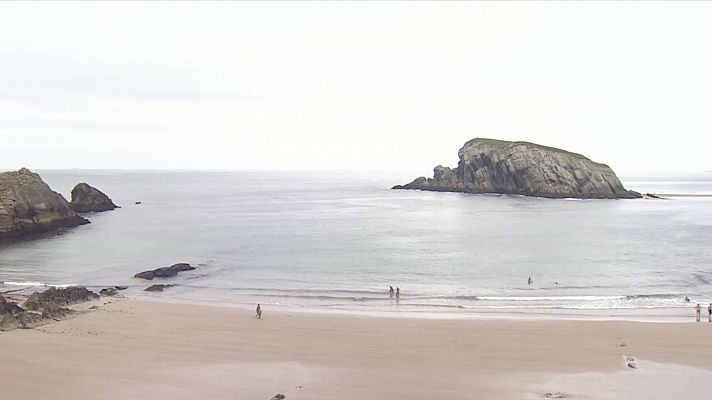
[
  {"left": 393, "top": 138, "right": 640, "bottom": 199},
  {"left": 0, "top": 168, "right": 89, "bottom": 239},
  {"left": 70, "top": 182, "right": 119, "bottom": 213}
]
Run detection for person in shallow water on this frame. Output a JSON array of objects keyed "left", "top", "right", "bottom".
[
  {"left": 256, "top": 304, "right": 262, "bottom": 319},
  {"left": 528, "top": 276, "right": 533, "bottom": 285},
  {"left": 395, "top": 287, "right": 400, "bottom": 299},
  {"left": 389, "top": 286, "right": 394, "bottom": 298},
  {"left": 695, "top": 303, "right": 701, "bottom": 322},
  {"left": 708, "top": 304, "right": 711, "bottom": 322}
]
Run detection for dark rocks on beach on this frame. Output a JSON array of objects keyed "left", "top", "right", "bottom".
[
  {"left": 0, "top": 296, "right": 44, "bottom": 331},
  {"left": 69, "top": 182, "right": 119, "bottom": 213},
  {"left": 393, "top": 138, "right": 641, "bottom": 199},
  {"left": 1, "top": 294, "right": 63, "bottom": 331},
  {"left": 271, "top": 395, "right": 286, "bottom": 400},
  {"left": 41, "top": 302, "right": 74, "bottom": 319},
  {"left": 134, "top": 263, "right": 195, "bottom": 280},
  {"left": 115, "top": 285, "right": 128, "bottom": 291},
  {"left": 100, "top": 288, "right": 118, "bottom": 296},
  {"left": 0, "top": 168, "right": 89, "bottom": 239},
  {"left": 1, "top": 287, "right": 99, "bottom": 331},
  {"left": 145, "top": 284, "right": 174, "bottom": 292},
  {"left": 23, "top": 286, "right": 99, "bottom": 311}
]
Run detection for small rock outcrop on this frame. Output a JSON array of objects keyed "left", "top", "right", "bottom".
[
  {"left": 134, "top": 263, "right": 195, "bottom": 280},
  {"left": 69, "top": 183, "right": 119, "bottom": 213},
  {"left": 145, "top": 284, "right": 174, "bottom": 292},
  {"left": 393, "top": 138, "right": 641, "bottom": 199},
  {"left": 1, "top": 287, "right": 99, "bottom": 331},
  {"left": 99, "top": 286, "right": 128, "bottom": 296},
  {"left": 99, "top": 288, "right": 117, "bottom": 296},
  {"left": 0, "top": 295, "right": 42, "bottom": 331},
  {"left": 0, "top": 168, "right": 89, "bottom": 239},
  {"left": 23, "top": 286, "right": 99, "bottom": 311}
]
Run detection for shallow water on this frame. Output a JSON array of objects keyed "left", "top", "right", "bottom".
[{"left": 1, "top": 170, "right": 711, "bottom": 314}]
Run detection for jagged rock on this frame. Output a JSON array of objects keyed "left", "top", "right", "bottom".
[
  {"left": 0, "top": 168, "right": 89, "bottom": 239},
  {"left": 145, "top": 284, "right": 174, "bottom": 292},
  {"left": 0, "top": 295, "right": 42, "bottom": 331},
  {"left": 134, "top": 263, "right": 195, "bottom": 280},
  {"left": 114, "top": 285, "right": 128, "bottom": 291},
  {"left": 69, "top": 182, "right": 119, "bottom": 213},
  {"left": 393, "top": 138, "right": 641, "bottom": 199},
  {"left": 41, "top": 303, "right": 73, "bottom": 319},
  {"left": 1, "top": 288, "right": 96, "bottom": 331},
  {"left": 24, "top": 286, "right": 99, "bottom": 311}
]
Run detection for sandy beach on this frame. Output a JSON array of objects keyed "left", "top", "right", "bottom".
[{"left": 1, "top": 299, "right": 711, "bottom": 400}]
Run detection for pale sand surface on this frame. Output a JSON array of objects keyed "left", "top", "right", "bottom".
[{"left": 1, "top": 299, "right": 711, "bottom": 400}]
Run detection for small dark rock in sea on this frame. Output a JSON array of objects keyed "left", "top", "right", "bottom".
[
  {"left": 135, "top": 201, "right": 142, "bottom": 205},
  {"left": 271, "top": 395, "right": 286, "bottom": 400},
  {"left": 69, "top": 182, "right": 120, "bottom": 213},
  {"left": 100, "top": 288, "right": 118, "bottom": 296},
  {"left": 114, "top": 285, "right": 128, "bottom": 291},
  {"left": 145, "top": 284, "right": 175, "bottom": 292},
  {"left": 134, "top": 263, "right": 195, "bottom": 280}
]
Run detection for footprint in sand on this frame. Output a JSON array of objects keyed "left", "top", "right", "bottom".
[
  {"left": 542, "top": 392, "right": 570, "bottom": 399},
  {"left": 623, "top": 355, "right": 637, "bottom": 369}
]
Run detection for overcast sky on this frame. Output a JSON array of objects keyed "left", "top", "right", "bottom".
[{"left": 1, "top": 2, "right": 710, "bottom": 172}]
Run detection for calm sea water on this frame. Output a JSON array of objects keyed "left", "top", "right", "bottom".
[{"left": 1, "top": 170, "right": 711, "bottom": 315}]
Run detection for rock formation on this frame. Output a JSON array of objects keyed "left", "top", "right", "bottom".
[
  {"left": 0, "top": 168, "right": 89, "bottom": 239},
  {"left": 144, "top": 284, "right": 174, "bottom": 292},
  {"left": 70, "top": 182, "right": 119, "bottom": 213},
  {"left": 1, "top": 287, "right": 99, "bottom": 331},
  {"left": 23, "top": 286, "right": 99, "bottom": 311},
  {"left": 134, "top": 263, "right": 195, "bottom": 280},
  {"left": 393, "top": 138, "right": 641, "bottom": 199}
]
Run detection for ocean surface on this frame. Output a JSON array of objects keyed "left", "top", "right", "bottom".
[{"left": 1, "top": 170, "right": 712, "bottom": 316}]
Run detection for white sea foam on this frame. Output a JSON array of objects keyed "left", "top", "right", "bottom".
[{"left": 2, "top": 281, "right": 76, "bottom": 288}]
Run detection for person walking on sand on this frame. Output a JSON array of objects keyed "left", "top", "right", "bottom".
[
  {"left": 695, "top": 303, "right": 701, "bottom": 322},
  {"left": 256, "top": 303, "right": 262, "bottom": 319},
  {"left": 396, "top": 287, "right": 400, "bottom": 299}
]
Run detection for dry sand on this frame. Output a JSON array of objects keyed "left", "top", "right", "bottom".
[{"left": 1, "top": 298, "right": 711, "bottom": 400}]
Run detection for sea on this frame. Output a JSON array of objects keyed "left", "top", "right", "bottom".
[{"left": 1, "top": 170, "right": 711, "bottom": 317}]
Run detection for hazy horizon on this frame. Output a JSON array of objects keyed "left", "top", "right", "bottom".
[{"left": 1, "top": 2, "right": 711, "bottom": 172}]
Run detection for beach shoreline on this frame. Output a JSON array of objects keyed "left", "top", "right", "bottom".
[{"left": 2, "top": 297, "right": 711, "bottom": 400}]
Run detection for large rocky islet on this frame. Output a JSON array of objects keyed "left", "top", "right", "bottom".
[
  {"left": 0, "top": 168, "right": 119, "bottom": 240},
  {"left": 393, "top": 138, "right": 640, "bottom": 199}
]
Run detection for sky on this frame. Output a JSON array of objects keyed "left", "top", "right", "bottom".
[{"left": 0, "top": 1, "right": 710, "bottom": 172}]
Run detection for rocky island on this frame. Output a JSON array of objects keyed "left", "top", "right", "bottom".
[
  {"left": 393, "top": 138, "right": 641, "bottom": 199},
  {"left": 0, "top": 168, "right": 89, "bottom": 239},
  {"left": 70, "top": 182, "right": 119, "bottom": 213}
]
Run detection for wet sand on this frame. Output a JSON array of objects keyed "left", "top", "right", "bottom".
[{"left": 1, "top": 298, "right": 711, "bottom": 400}]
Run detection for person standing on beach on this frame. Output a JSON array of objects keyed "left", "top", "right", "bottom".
[
  {"left": 708, "top": 303, "right": 711, "bottom": 322},
  {"left": 695, "top": 303, "right": 701, "bottom": 322},
  {"left": 256, "top": 304, "right": 262, "bottom": 319}
]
